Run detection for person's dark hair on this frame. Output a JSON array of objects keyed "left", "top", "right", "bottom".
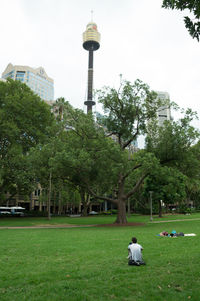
[{"left": 132, "top": 237, "right": 137, "bottom": 243}]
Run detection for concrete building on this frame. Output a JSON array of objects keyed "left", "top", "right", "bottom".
[
  {"left": 156, "top": 91, "right": 171, "bottom": 126},
  {"left": 2, "top": 63, "right": 54, "bottom": 103}
]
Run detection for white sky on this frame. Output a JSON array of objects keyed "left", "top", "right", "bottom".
[{"left": 0, "top": 0, "right": 199, "bottom": 133}]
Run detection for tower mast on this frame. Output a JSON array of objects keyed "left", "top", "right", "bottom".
[{"left": 83, "top": 19, "right": 100, "bottom": 113}]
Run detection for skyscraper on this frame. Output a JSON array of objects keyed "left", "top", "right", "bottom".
[
  {"left": 2, "top": 63, "right": 54, "bottom": 103},
  {"left": 156, "top": 91, "right": 171, "bottom": 126}
]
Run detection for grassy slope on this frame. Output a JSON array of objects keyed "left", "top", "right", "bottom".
[{"left": 0, "top": 217, "right": 200, "bottom": 300}]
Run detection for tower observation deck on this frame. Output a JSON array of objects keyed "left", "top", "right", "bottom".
[{"left": 83, "top": 21, "right": 100, "bottom": 113}]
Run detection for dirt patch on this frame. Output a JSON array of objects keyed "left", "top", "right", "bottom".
[
  {"left": 96, "top": 222, "right": 145, "bottom": 227},
  {"left": 0, "top": 222, "right": 145, "bottom": 229}
]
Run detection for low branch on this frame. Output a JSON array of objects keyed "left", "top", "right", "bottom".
[
  {"left": 122, "top": 164, "right": 142, "bottom": 180},
  {"left": 86, "top": 185, "right": 118, "bottom": 204}
]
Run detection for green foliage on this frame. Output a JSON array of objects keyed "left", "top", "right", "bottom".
[
  {"left": 46, "top": 81, "right": 199, "bottom": 224},
  {"left": 101, "top": 209, "right": 118, "bottom": 215},
  {"left": 146, "top": 109, "right": 199, "bottom": 166},
  {"left": 0, "top": 79, "right": 55, "bottom": 200},
  {"left": 96, "top": 79, "right": 162, "bottom": 149},
  {"left": 50, "top": 83, "right": 163, "bottom": 223},
  {"left": 162, "top": 0, "right": 200, "bottom": 41},
  {"left": 144, "top": 166, "right": 186, "bottom": 205}
]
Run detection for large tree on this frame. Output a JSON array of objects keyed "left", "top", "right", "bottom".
[
  {"left": 145, "top": 110, "right": 199, "bottom": 215},
  {"left": 162, "top": 0, "right": 200, "bottom": 41},
  {"left": 37, "top": 80, "right": 199, "bottom": 224},
  {"left": 0, "top": 79, "right": 55, "bottom": 202},
  {"left": 50, "top": 80, "right": 163, "bottom": 224}
]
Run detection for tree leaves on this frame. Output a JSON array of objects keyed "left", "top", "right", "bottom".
[{"left": 162, "top": 0, "right": 200, "bottom": 41}]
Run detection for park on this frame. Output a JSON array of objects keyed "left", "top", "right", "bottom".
[
  {"left": 0, "top": 213, "right": 200, "bottom": 301},
  {"left": 0, "top": 1, "right": 200, "bottom": 300}
]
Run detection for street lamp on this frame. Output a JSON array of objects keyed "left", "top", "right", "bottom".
[{"left": 149, "top": 191, "right": 153, "bottom": 222}]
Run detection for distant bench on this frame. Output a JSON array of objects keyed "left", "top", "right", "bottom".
[{"left": 69, "top": 214, "right": 82, "bottom": 218}]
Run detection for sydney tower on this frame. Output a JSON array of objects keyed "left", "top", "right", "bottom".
[{"left": 83, "top": 21, "right": 100, "bottom": 113}]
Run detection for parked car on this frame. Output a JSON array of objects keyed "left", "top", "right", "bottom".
[{"left": 89, "top": 211, "right": 98, "bottom": 215}]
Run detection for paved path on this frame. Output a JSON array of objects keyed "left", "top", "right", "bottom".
[
  {"left": 0, "top": 224, "right": 97, "bottom": 229},
  {"left": 149, "top": 218, "right": 200, "bottom": 223}
]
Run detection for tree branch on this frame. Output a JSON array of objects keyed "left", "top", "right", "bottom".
[{"left": 125, "top": 173, "right": 148, "bottom": 199}]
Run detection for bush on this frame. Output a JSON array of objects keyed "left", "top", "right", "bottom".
[
  {"left": 102, "top": 211, "right": 112, "bottom": 215},
  {"left": 25, "top": 210, "right": 47, "bottom": 217}
]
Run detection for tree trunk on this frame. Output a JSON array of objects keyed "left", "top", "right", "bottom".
[
  {"left": 127, "top": 199, "right": 131, "bottom": 217},
  {"left": 80, "top": 188, "right": 90, "bottom": 217},
  {"left": 115, "top": 199, "right": 127, "bottom": 224},
  {"left": 47, "top": 171, "right": 52, "bottom": 220},
  {"left": 58, "top": 191, "right": 61, "bottom": 215},
  {"left": 82, "top": 204, "right": 88, "bottom": 217},
  {"left": 158, "top": 200, "right": 162, "bottom": 218}
]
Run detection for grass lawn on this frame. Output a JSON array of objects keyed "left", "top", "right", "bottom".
[
  {"left": 1, "top": 212, "right": 200, "bottom": 227},
  {"left": 0, "top": 216, "right": 200, "bottom": 300}
]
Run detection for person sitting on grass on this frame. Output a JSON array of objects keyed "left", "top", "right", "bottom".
[{"left": 128, "top": 237, "right": 145, "bottom": 266}]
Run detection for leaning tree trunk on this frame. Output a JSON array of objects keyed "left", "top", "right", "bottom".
[{"left": 115, "top": 199, "right": 127, "bottom": 224}]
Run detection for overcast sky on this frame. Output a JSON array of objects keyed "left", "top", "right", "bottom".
[{"left": 0, "top": 0, "right": 199, "bottom": 133}]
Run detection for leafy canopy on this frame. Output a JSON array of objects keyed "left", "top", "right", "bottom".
[{"left": 162, "top": 0, "right": 200, "bottom": 41}]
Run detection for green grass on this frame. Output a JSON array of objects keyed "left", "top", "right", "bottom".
[
  {"left": 0, "top": 216, "right": 200, "bottom": 300},
  {"left": 1, "top": 212, "right": 200, "bottom": 227}
]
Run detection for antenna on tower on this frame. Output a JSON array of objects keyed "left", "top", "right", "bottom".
[{"left": 91, "top": 10, "right": 93, "bottom": 21}]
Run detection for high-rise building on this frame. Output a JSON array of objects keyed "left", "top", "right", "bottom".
[
  {"left": 2, "top": 63, "right": 54, "bottom": 103},
  {"left": 156, "top": 91, "right": 171, "bottom": 126}
]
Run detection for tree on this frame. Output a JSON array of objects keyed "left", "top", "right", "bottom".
[
  {"left": 145, "top": 110, "right": 200, "bottom": 214},
  {"left": 143, "top": 166, "right": 186, "bottom": 217},
  {"left": 43, "top": 80, "right": 199, "bottom": 224},
  {"left": 184, "top": 141, "right": 200, "bottom": 207},
  {"left": 53, "top": 97, "right": 66, "bottom": 121},
  {"left": 162, "top": 0, "right": 200, "bottom": 41},
  {"left": 146, "top": 109, "right": 199, "bottom": 167},
  {"left": 29, "top": 134, "right": 64, "bottom": 218},
  {"left": 0, "top": 79, "right": 55, "bottom": 202},
  {"left": 51, "top": 80, "right": 162, "bottom": 224}
]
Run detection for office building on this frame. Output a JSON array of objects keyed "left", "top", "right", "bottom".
[
  {"left": 2, "top": 63, "right": 54, "bottom": 103},
  {"left": 156, "top": 91, "right": 171, "bottom": 126}
]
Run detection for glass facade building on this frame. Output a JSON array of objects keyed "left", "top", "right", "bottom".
[
  {"left": 2, "top": 63, "right": 54, "bottom": 103},
  {"left": 156, "top": 91, "right": 171, "bottom": 126}
]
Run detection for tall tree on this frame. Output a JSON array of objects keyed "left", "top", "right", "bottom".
[
  {"left": 51, "top": 80, "right": 162, "bottom": 224},
  {"left": 43, "top": 80, "right": 199, "bottom": 224},
  {"left": 162, "top": 0, "right": 200, "bottom": 41},
  {"left": 145, "top": 110, "right": 199, "bottom": 215},
  {"left": 0, "top": 79, "right": 55, "bottom": 202}
]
